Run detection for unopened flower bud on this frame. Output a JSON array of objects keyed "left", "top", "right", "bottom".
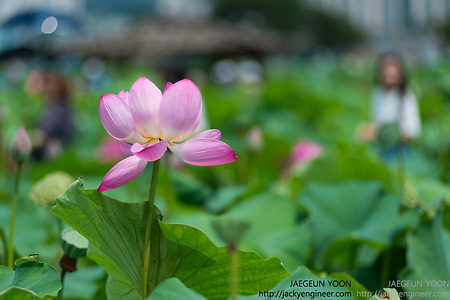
[
  {"left": 291, "top": 140, "right": 323, "bottom": 166},
  {"left": 247, "top": 126, "right": 263, "bottom": 152},
  {"left": 211, "top": 216, "right": 250, "bottom": 246},
  {"left": 10, "top": 126, "right": 32, "bottom": 163}
]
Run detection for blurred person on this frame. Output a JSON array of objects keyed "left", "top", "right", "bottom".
[
  {"left": 32, "top": 73, "right": 75, "bottom": 161},
  {"left": 25, "top": 69, "right": 44, "bottom": 95},
  {"left": 358, "top": 52, "right": 421, "bottom": 159}
]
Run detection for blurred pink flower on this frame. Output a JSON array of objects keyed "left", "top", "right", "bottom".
[
  {"left": 25, "top": 69, "right": 44, "bottom": 95},
  {"left": 10, "top": 126, "right": 32, "bottom": 163},
  {"left": 98, "top": 77, "right": 237, "bottom": 192},
  {"left": 291, "top": 140, "right": 323, "bottom": 166},
  {"left": 96, "top": 137, "right": 126, "bottom": 164},
  {"left": 247, "top": 126, "right": 263, "bottom": 151}
]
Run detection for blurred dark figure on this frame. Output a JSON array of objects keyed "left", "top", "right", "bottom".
[
  {"left": 358, "top": 53, "right": 421, "bottom": 159},
  {"left": 32, "top": 72, "right": 75, "bottom": 161}
]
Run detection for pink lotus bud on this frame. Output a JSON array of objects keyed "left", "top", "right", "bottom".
[
  {"left": 291, "top": 140, "right": 323, "bottom": 165},
  {"left": 10, "top": 127, "right": 32, "bottom": 163},
  {"left": 247, "top": 126, "right": 263, "bottom": 151}
]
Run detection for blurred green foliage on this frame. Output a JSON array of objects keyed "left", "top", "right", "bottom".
[{"left": 0, "top": 54, "right": 450, "bottom": 298}]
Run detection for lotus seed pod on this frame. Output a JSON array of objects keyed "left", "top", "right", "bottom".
[{"left": 29, "top": 171, "right": 74, "bottom": 205}]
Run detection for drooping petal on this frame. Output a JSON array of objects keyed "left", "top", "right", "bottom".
[
  {"left": 99, "top": 94, "right": 147, "bottom": 144},
  {"left": 190, "top": 129, "right": 221, "bottom": 141},
  {"left": 97, "top": 155, "right": 147, "bottom": 192},
  {"left": 169, "top": 138, "right": 237, "bottom": 166},
  {"left": 120, "top": 141, "right": 133, "bottom": 156},
  {"left": 159, "top": 79, "right": 202, "bottom": 141},
  {"left": 131, "top": 140, "right": 168, "bottom": 161},
  {"left": 129, "top": 77, "right": 162, "bottom": 138}
]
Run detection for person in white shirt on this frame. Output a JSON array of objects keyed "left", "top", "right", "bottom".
[{"left": 357, "top": 53, "right": 421, "bottom": 158}]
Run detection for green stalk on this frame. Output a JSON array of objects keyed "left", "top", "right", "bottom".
[
  {"left": 8, "top": 162, "right": 23, "bottom": 268},
  {"left": 143, "top": 159, "right": 160, "bottom": 297},
  {"left": 163, "top": 154, "right": 172, "bottom": 220},
  {"left": 347, "top": 240, "right": 357, "bottom": 275},
  {"left": 381, "top": 247, "right": 391, "bottom": 288},
  {"left": 230, "top": 243, "right": 239, "bottom": 300},
  {"left": 397, "top": 142, "right": 405, "bottom": 201},
  {"left": 57, "top": 269, "right": 67, "bottom": 300}
]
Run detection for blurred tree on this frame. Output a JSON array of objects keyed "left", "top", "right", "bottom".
[{"left": 213, "top": 0, "right": 365, "bottom": 50}]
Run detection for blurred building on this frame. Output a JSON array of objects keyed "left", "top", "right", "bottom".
[
  {"left": 306, "top": 0, "right": 450, "bottom": 56},
  {"left": 0, "top": 0, "right": 213, "bottom": 55},
  {"left": 0, "top": 0, "right": 84, "bottom": 23},
  {"left": 1, "top": 0, "right": 448, "bottom": 58}
]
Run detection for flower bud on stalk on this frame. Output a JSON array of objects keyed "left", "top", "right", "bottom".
[
  {"left": 247, "top": 126, "right": 263, "bottom": 152},
  {"left": 7, "top": 127, "right": 31, "bottom": 268},
  {"left": 9, "top": 127, "right": 31, "bottom": 163}
]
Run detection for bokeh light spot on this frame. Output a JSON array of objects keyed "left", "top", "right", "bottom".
[{"left": 41, "top": 16, "right": 58, "bottom": 34}]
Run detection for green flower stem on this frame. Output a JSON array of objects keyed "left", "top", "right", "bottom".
[
  {"left": 398, "top": 142, "right": 405, "bottom": 197},
  {"left": 8, "top": 162, "right": 23, "bottom": 268},
  {"left": 381, "top": 247, "right": 391, "bottom": 288},
  {"left": 143, "top": 159, "right": 160, "bottom": 297},
  {"left": 163, "top": 154, "right": 173, "bottom": 220},
  {"left": 57, "top": 268, "right": 67, "bottom": 300},
  {"left": 58, "top": 254, "right": 78, "bottom": 300},
  {"left": 347, "top": 240, "right": 357, "bottom": 275},
  {"left": 230, "top": 243, "right": 239, "bottom": 300}
]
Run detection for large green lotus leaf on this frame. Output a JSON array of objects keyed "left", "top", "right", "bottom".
[
  {"left": 369, "top": 288, "right": 400, "bottom": 300},
  {"left": 205, "top": 185, "right": 248, "bottom": 214},
  {"left": 403, "top": 177, "right": 450, "bottom": 216},
  {"left": 320, "top": 238, "right": 383, "bottom": 272},
  {"left": 0, "top": 190, "right": 59, "bottom": 263},
  {"left": 159, "top": 222, "right": 288, "bottom": 299},
  {"left": 239, "top": 266, "right": 368, "bottom": 300},
  {"left": 261, "top": 110, "right": 312, "bottom": 143},
  {"left": 301, "top": 152, "right": 392, "bottom": 189},
  {"left": 226, "top": 192, "right": 298, "bottom": 247},
  {"left": 225, "top": 191, "right": 310, "bottom": 271},
  {"left": 0, "top": 261, "right": 61, "bottom": 299},
  {"left": 52, "top": 179, "right": 288, "bottom": 300},
  {"left": 254, "top": 221, "right": 311, "bottom": 272},
  {"left": 62, "top": 265, "right": 105, "bottom": 299},
  {"left": 299, "top": 181, "right": 418, "bottom": 267},
  {"left": 170, "top": 200, "right": 310, "bottom": 272},
  {"left": 0, "top": 287, "right": 52, "bottom": 300},
  {"left": 400, "top": 212, "right": 450, "bottom": 298},
  {"left": 171, "top": 171, "right": 213, "bottom": 205},
  {"left": 0, "top": 267, "right": 13, "bottom": 292},
  {"left": 146, "top": 278, "right": 207, "bottom": 300},
  {"left": 52, "top": 180, "right": 149, "bottom": 298},
  {"left": 160, "top": 190, "right": 304, "bottom": 270}
]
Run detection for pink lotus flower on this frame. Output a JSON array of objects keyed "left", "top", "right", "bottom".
[
  {"left": 97, "top": 78, "right": 237, "bottom": 192},
  {"left": 291, "top": 140, "right": 323, "bottom": 166}
]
